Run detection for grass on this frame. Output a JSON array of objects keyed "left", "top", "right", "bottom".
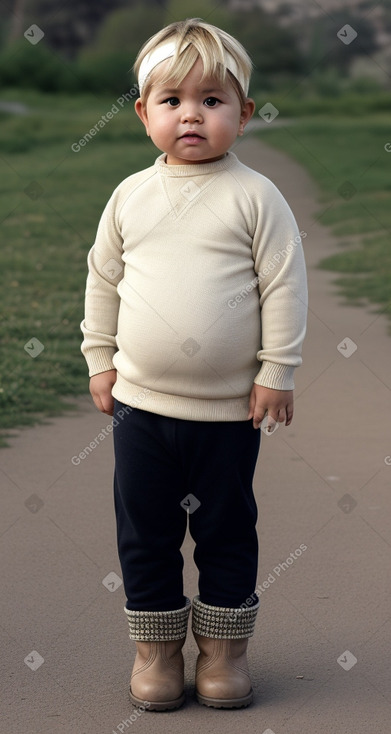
[
  {"left": 1, "top": 89, "right": 390, "bottom": 443},
  {"left": 0, "top": 89, "right": 157, "bottom": 445},
  {"left": 255, "top": 114, "right": 391, "bottom": 319},
  {"left": 254, "top": 88, "right": 391, "bottom": 118}
]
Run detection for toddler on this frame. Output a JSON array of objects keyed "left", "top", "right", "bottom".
[{"left": 81, "top": 17, "right": 307, "bottom": 711}]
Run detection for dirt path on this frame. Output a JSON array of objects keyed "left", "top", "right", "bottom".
[{"left": 1, "top": 133, "right": 391, "bottom": 734}]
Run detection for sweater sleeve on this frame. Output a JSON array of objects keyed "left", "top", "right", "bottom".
[
  {"left": 80, "top": 188, "right": 124, "bottom": 376},
  {"left": 250, "top": 179, "right": 308, "bottom": 391}
]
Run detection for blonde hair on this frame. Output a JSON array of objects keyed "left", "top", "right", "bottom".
[{"left": 133, "top": 18, "right": 253, "bottom": 108}]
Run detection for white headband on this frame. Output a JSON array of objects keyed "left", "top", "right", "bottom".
[{"left": 138, "top": 40, "right": 249, "bottom": 96}]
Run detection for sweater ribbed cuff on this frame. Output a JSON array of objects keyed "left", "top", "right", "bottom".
[
  {"left": 124, "top": 598, "right": 191, "bottom": 641},
  {"left": 191, "top": 596, "right": 259, "bottom": 639},
  {"left": 84, "top": 347, "right": 117, "bottom": 377},
  {"left": 254, "top": 362, "right": 296, "bottom": 391}
]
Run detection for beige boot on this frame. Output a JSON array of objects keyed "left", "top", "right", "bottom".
[
  {"left": 192, "top": 595, "right": 259, "bottom": 709},
  {"left": 124, "top": 598, "right": 191, "bottom": 711}
]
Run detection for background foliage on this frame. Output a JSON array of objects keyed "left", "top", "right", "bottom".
[{"left": 1, "top": 0, "right": 391, "bottom": 96}]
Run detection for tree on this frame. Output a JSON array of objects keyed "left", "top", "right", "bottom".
[
  {"left": 161, "top": 2, "right": 303, "bottom": 92},
  {"left": 77, "top": 4, "right": 166, "bottom": 92},
  {"left": 8, "top": 0, "right": 27, "bottom": 42},
  {"left": 5, "top": 0, "right": 164, "bottom": 58},
  {"left": 227, "top": 7, "right": 304, "bottom": 90},
  {"left": 164, "top": 0, "right": 230, "bottom": 29},
  {"left": 305, "top": 11, "right": 378, "bottom": 76}
]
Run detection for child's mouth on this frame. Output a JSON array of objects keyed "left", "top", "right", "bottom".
[{"left": 181, "top": 133, "right": 205, "bottom": 142}]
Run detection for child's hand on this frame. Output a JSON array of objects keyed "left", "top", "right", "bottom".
[
  {"left": 89, "top": 369, "right": 117, "bottom": 416},
  {"left": 247, "top": 383, "right": 294, "bottom": 430}
]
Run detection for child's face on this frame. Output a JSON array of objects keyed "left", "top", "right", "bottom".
[{"left": 135, "top": 57, "right": 255, "bottom": 165}]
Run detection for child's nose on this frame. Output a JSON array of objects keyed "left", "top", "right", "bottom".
[{"left": 180, "top": 104, "right": 203, "bottom": 124}]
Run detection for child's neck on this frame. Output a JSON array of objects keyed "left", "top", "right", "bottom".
[{"left": 164, "top": 152, "right": 228, "bottom": 166}]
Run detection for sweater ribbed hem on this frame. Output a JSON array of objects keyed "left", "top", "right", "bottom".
[
  {"left": 112, "top": 374, "right": 252, "bottom": 422},
  {"left": 254, "top": 362, "right": 296, "bottom": 391},
  {"left": 83, "top": 347, "right": 117, "bottom": 377}
]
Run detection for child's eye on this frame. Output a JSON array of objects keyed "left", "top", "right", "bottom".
[
  {"left": 204, "top": 97, "right": 221, "bottom": 107},
  {"left": 163, "top": 97, "right": 180, "bottom": 106}
]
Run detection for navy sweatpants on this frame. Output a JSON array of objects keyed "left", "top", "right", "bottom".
[{"left": 113, "top": 399, "right": 261, "bottom": 612}]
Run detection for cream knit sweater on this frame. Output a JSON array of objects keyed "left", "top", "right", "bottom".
[{"left": 80, "top": 151, "right": 307, "bottom": 421}]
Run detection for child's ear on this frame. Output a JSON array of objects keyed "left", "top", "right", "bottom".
[
  {"left": 238, "top": 98, "right": 256, "bottom": 136},
  {"left": 241, "top": 98, "right": 256, "bottom": 124},
  {"left": 135, "top": 99, "right": 150, "bottom": 136}
]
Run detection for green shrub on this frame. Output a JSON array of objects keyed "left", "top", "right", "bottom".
[{"left": 0, "top": 40, "right": 76, "bottom": 92}]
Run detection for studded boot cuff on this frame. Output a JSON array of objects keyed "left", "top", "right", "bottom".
[
  {"left": 124, "top": 597, "right": 191, "bottom": 641},
  {"left": 191, "top": 595, "right": 259, "bottom": 639}
]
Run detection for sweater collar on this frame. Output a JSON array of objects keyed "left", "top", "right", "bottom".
[{"left": 155, "top": 151, "right": 237, "bottom": 177}]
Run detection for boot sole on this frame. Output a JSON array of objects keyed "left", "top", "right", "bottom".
[
  {"left": 196, "top": 689, "right": 253, "bottom": 709},
  {"left": 129, "top": 688, "right": 185, "bottom": 712}
]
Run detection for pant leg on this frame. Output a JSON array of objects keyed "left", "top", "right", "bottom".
[
  {"left": 113, "top": 400, "right": 188, "bottom": 612},
  {"left": 181, "top": 418, "right": 261, "bottom": 608}
]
